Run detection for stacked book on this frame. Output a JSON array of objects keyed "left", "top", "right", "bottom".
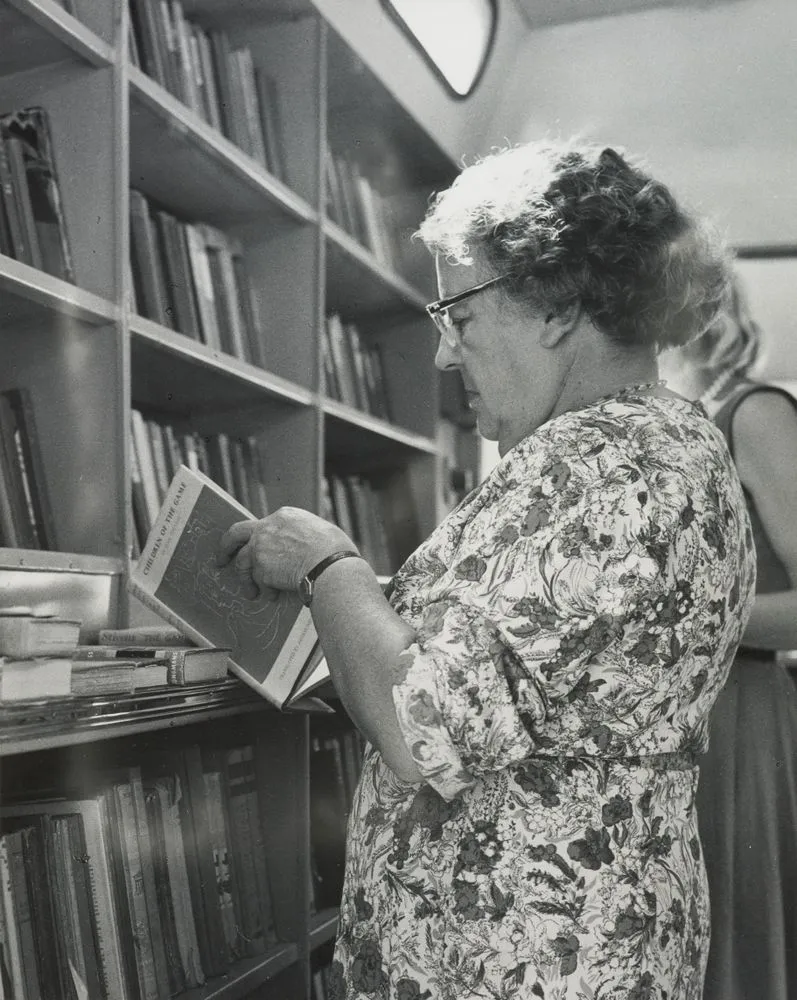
[
  {"left": 0, "top": 613, "right": 231, "bottom": 702},
  {"left": 0, "top": 610, "right": 78, "bottom": 703},
  {"left": 129, "top": 189, "right": 266, "bottom": 365},
  {"left": 0, "top": 386, "right": 54, "bottom": 550},
  {"left": 0, "top": 107, "right": 74, "bottom": 281},
  {"left": 130, "top": 409, "right": 270, "bottom": 552},
  {"left": 322, "top": 314, "right": 392, "bottom": 420},
  {"left": 324, "top": 144, "right": 404, "bottom": 272},
  {"left": 0, "top": 739, "right": 281, "bottom": 999},
  {"left": 73, "top": 625, "right": 230, "bottom": 696},
  {"left": 128, "top": 0, "right": 287, "bottom": 180}
]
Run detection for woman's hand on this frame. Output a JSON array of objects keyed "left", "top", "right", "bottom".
[{"left": 216, "top": 506, "right": 358, "bottom": 601}]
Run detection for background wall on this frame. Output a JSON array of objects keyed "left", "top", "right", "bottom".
[{"left": 484, "top": 0, "right": 797, "bottom": 249}]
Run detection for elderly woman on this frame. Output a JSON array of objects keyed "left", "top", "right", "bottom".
[
  {"left": 660, "top": 278, "right": 797, "bottom": 1000},
  {"left": 219, "top": 140, "right": 755, "bottom": 999}
]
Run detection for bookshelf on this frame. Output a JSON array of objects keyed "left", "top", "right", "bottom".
[{"left": 0, "top": 1, "right": 479, "bottom": 997}]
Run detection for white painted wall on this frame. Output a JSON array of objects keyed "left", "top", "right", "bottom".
[{"left": 487, "top": 0, "right": 797, "bottom": 247}]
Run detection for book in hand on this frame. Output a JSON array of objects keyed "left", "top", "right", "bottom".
[{"left": 128, "top": 465, "right": 328, "bottom": 708}]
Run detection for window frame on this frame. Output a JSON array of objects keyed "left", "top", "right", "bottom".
[{"left": 379, "top": 0, "right": 499, "bottom": 100}]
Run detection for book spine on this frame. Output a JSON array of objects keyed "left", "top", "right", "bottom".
[
  {"left": 18, "top": 826, "right": 60, "bottom": 1000},
  {"left": 0, "top": 136, "right": 28, "bottom": 264},
  {"left": 178, "top": 748, "right": 228, "bottom": 977},
  {"left": 71, "top": 802, "right": 129, "bottom": 1000},
  {"left": 142, "top": 786, "right": 186, "bottom": 996},
  {"left": 3, "top": 136, "right": 42, "bottom": 270},
  {"left": 2, "top": 388, "right": 56, "bottom": 550},
  {"left": 0, "top": 834, "right": 28, "bottom": 1000},
  {"left": 201, "top": 770, "right": 238, "bottom": 960},
  {"left": 127, "top": 769, "right": 171, "bottom": 996},
  {"left": 50, "top": 819, "right": 83, "bottom": 1000},
  {"left": 113, "top": 782, "right": 161, "bottom": 1000},
  {"left": 153, "top": 779, "right": 205, "bottom": 989},
  {"left": 63, "top": 815, "right": 105, "bottom": 1000}
]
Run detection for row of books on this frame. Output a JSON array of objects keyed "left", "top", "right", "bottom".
[
  {"left": 130, "top": 409, "right": 269, "bottom": 551},
  {"left": 325, "top": 145, "right": 405, "bottom": 273},
  {"left": 0, "top": 616, "right": 230, "bottom": 702},
  {"left": 322, "top": 313, "right": 392, "bottom": 420},
  {"left": 0, "top": 740, "right": 281, "bottom": 999},
  {"left": 0, "top": 387, "right": 53, "bottom": 551},
  {"left": 310, "top": 726, "right": 364, "bottom": 911},
  {"left": 323, "top": 474, "right": 394, "bottom": 578},
  {"left": 129, "top": 0, "right": 288, "bottom": 181},
  {"left": 0, "top": 107, "right": 73, "bottom": 281},
  {"left": 130, "top": 190, "right": 266, "bottom": 365}
]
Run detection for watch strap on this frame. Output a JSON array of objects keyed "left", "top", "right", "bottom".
[{"left": 300, "top": 549, "right": 361, "bottom": 606}]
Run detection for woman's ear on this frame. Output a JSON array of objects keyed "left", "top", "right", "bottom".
[{"left": 540, "top": 301, "right": 582, "bottom": 348}]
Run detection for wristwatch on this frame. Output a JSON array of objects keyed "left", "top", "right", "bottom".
[{"left": 299, "top": 550, "right": 361, "bottom": 607}]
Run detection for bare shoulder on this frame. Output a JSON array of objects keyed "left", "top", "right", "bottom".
[
  {"left": 731, "top": 388, "right": 797, "bottom": 493},
  {"left": 732, "top": 388, "right": 797, "bottom": 453}
]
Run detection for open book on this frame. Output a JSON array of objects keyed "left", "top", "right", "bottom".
[{"left": 129, "top": 465, "right": 330, "bottom": 709}]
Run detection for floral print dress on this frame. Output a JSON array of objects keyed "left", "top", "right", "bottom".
[{"left": 330, "top": 393, "right": 756, "bottom": 1000}]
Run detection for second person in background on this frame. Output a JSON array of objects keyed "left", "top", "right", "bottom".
[
  {"left": 659, "top": 278, "right": 797, "bottom": 1000},
  {"left": 218, "top": 139, "right": 756, "bottom": 999}
]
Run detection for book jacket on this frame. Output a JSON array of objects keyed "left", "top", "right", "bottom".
[{"left": 129, "top": 466, "right": 317, "bottom": 707}]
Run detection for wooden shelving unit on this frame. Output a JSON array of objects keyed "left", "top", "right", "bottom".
[{"left": 0, "top": 1, "right": 478, "bottom": 996}]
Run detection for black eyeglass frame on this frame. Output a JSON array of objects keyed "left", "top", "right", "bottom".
[{"left": 426, "top": 274, "right": 508, "bottom": 341}]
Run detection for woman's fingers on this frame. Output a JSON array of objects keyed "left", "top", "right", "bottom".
[{"left": 216, "top": 520, "right": 257, "bottom": 567}]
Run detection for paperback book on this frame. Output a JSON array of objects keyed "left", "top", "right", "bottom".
[{"left": 129, "top": 466, "right": 327, "bottom": 708}]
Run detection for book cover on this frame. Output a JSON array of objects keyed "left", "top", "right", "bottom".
[{"left": 128, "top": 465, "right": 320, "bottom": 708}]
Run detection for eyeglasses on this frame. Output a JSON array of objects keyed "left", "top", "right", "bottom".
[{"left": 426, "top": 274, "right": 507, "bottom": 348}]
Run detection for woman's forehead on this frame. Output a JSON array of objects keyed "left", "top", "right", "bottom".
[{"left": 435, "top": 255, "right": 489, "bottom": 296}]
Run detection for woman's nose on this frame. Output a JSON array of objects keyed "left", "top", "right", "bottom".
[{"left": 434, "top": 337, "right": 460, "bottom": 371}]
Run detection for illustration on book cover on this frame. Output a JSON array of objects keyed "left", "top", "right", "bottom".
[{"left": 155, "top": 487, "right": 293, "bottom": 660}]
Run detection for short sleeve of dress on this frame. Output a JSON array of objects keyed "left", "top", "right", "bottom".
[{"left": 392, "top": 431, "right": 671, "bottom": 800}]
